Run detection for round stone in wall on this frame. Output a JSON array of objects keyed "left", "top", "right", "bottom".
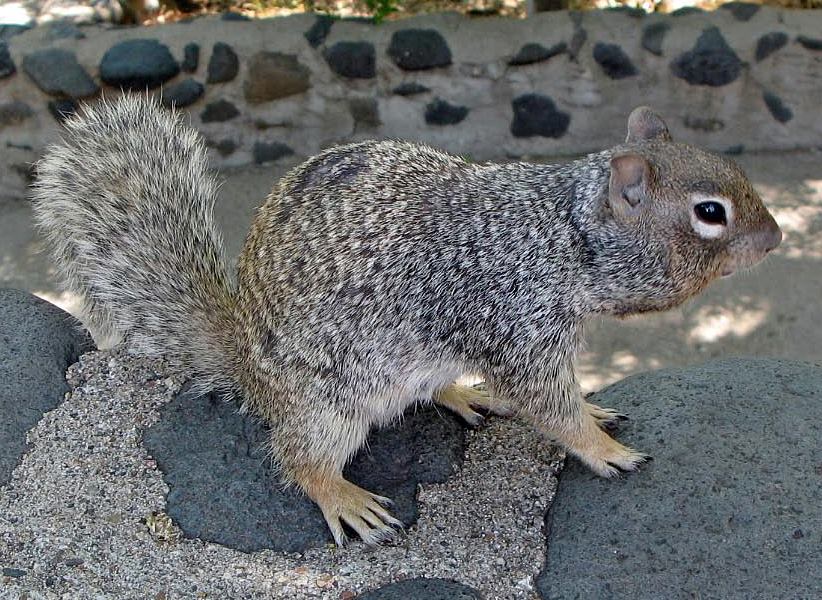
[
  {"left": 206, "top": 42, "right": 239, "bottom": 84},
  {"left": 510, "top": 94, "right": 570, "bottom": 138},
  {"left": 47, "top": 98, "right": 79, "bottom": 123},
  {"left": 670, "top": 27, "right": 742, "bottom": 87},
  {"left": 0, "top": 41, "right": 15, "bottom": 78},
  {"left": 253, "top": 141, "right": 294, "bottom": 164},
  {"left": 797, "top": 35, "right": 822, "bottom": 51},
  {"left": 641, "top": 22, "right": 670, "bottom": 56},
  {"left": 323, "top": 41, "right": 376, "bottom": 79},
  {"left": 161, "top": 78, "right": 204, "bottom": 109},
  {"left": 592, "top": 42, "right": 638, "bottom": 79},
  {"left": 537, "top": 358, "right": 822, "bottom": 599},
  {"left": 762, "top": 91, "right": 793, "bottom": 123},
  {"left": 0, "top": 100, "right": 33, "bottom": 128},
  {"left": 244, "top": 51, "right": 310, "bottom": 103},
  {"left": 508, "top": 42, "right": 566, "bottom": 66},
  {"left": 100, "top": 39, "right": 179, "bottom": 90},
  {"left": 22, "top": 48, "right": 99, "bottom": 98},
  {"left": 181, "top": 42, "right": 199, "bottom": 73},
  {"left": 424, "top": 98, "right": 468, "bottom": 125},
  {"left": 755, "top": 32, "right": 788, "bottom": 62},
  {"left": 387, "top": 29, "right": 452, "bottom": 71},
  {"left": 200, "top": 99, "right": 239, "bottom": 123}
]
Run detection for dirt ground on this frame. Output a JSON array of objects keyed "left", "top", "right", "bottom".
[{"left": 2, "top": 149, "right": 820, "bottom": 394}]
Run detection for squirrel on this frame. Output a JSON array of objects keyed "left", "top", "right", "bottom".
[{"left": 32, "top": 95, "right": 781, "bottom": 546}]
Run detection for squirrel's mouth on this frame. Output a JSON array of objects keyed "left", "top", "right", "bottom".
[{"left": 720, "top": 268, "right": 736, "bottom": 278}]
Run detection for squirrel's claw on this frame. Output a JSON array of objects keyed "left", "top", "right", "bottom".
[
  {"left": 585, "top": 401, "right": 629, "bottom": 431},
  {"left": 434, "top": 384, "right": 515, "bottom": 426}
]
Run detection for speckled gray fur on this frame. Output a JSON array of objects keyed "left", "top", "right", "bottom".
[{"left": 31, "top": 95, "right": 781, "bottom": 545}]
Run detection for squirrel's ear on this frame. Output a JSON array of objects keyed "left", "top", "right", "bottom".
[
  {"left": 609, "top": 154, "right": 650, "bottom": 219},
  {"left": 626, "top": 106, "right": 672, "bottom": 143}
]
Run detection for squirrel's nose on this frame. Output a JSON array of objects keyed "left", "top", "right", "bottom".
[{"left": 763, "top": 220, "right": 782, "bottom": 253}]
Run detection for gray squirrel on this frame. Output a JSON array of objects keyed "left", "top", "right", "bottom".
[{"left": 32, "top": 95, "right": 781, "bottom": 546}]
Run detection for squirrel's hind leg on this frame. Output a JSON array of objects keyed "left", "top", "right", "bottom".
[
  {"left": 296, "top": 467, "right": 403, "bottom": 546},
  {"left": 434, "top": 384, "right": 515, "bottom": 427}
]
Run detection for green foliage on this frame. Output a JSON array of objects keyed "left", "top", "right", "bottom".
[{"left": 363, "top": 0, "right": 398, "bottom": 22}]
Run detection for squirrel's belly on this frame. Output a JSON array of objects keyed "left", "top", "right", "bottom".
[{"left": 369, "top": 362, "right": 464, "bottom": 427}]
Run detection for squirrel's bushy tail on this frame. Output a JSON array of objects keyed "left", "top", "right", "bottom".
[{"left": 32, "top": 94, "right": 238, "bottom": 394}]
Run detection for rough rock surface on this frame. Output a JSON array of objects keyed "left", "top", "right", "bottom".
[
  {"left": 323, "top": 41, "right": 376, "bottom": 79},
  {"left": 358, "top": 578, "right": 481, "bottom": 599},
  {"left": 0, "top": 289, "right": 93, "bottom": 485},
  {"left": 100, "top": 38, "right": 179, "bottom": 90},
  {"left": 670, "top": 27, "right": 742, "bottom": 87},
  {"left": 143, "top": 391, "right": 465, "bottom": 552},
  {"left": 387, "top": 29, "right": 452, "bottom": 71},
  {"left": 244, "top": 51, "right": 311, "bottom": 103},
  {"left": 21, "top": 48, "right": 98, "bottom": 98},
  {"left": 207, "top": 42, "right": 239, "bottom": 84},
  {"left": 510, "top": 94, "right": 570, "bottom": 138},
  {"left": 537, "top": 358, "right": 822, "bottom": 600}
]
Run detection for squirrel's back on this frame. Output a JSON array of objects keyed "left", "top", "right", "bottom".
[{"left": 32, "top": 95, "right": 238, "bottom": 393}]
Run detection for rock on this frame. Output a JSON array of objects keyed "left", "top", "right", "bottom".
[
  {"left": 642, "top": 22, "right": 670, "bottom": 56},
  {"left": 671, "top": 6, "right": 703, "bottom": 15},
  {"left": 161, "top": 78, "right": 204, "bottom": 108},
  {"left": 720, "top": 1, "right": 760, "bottom": 21},
  {"left": 359, "top": 578, "right": 481, "bottom": 599},
  {"left": 723, "top": 144, "right": 744, "bottom": 155},
  {"left": 670, "top": 27, "right": 743, "bottom": 87},
  {"left": 200, "top": 99, "right": 239, "bottom": 123},
  {"left": 304, "top": 15, "right": 334, "bottom": 48},
  {"left": 508, "top": 42, "right": 567, "bottom": 66},
  {"left": 44, "top": 21, "right": 85, "bottom": 40},
  {"left": 0, "top": 289, "right": 94, "bottom": 486},
  {"left": 604, "top": 5, "right": 645, "bottom": 18},
  {"left": 762, "top": 91, "right": 793, "bottom": 123},
  {"left": 755, "top": 32, "right": 788, "bottom": 62},
  {"left": 424, "top": 98, "right": 469, "bottom": 125},
  {"left": 221, "top": 12, "right": 250, "bottom": 21},
  {"left": 392, "top": 82, "right": 430, "bottom": 96},
  {"left": 181, "top": 42, "right": 199, "bottom": 73},
  {"left": 206, "top": 42, "right": 239, "bottom": 84},
  {"left": 253, "top": 141, "right": 294, "bottom": 164},
  {"left": 47, "top": 99, "right": 79, "bottom": 124},
  {"left": 387, "top": 29, "right": 452, "bottom": 71},
  {"left": 510, "top": 94, "right": 570, "bottom": 138},
  {"left": 592, "top": 42, "right": 638, "bottom": 79},
  {"left": 2, "top": 568, "right": 27, "bottom": 578},
  {"left": 209, "top": 138, "right": 237, "bottom": 156},
  {"left": 349, "top": 97, "right": 380, "bottom": 127},
  {"left": 143, "top": 391, "right": 464, "bottom": 552},
  {"left": 0, "top": 100, "right": 33, "bottom": 128},
  {"left": 324, "top": 41, "right": 376, "bottom": 79},
  {"left": 0, "top": 42, "right": 15, "bottom": 78},
  {"left": 100, "top": 39, "right": 179, "bottom": 90},
  {"left": 797, "top": 35, "right": 822, "bottom": 51},
  {"left": 244, "top": 52, "right": 311, "bottom": 103},
  {"left": 21, "top": 48, "right": 99, "bottom": 98},
  {"left": 537, "top": 358, "right": 822, "bottom": 600}
]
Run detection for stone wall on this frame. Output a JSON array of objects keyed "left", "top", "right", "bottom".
[{"left": 1, "top": 4, "right": 821, "bottom": 201}]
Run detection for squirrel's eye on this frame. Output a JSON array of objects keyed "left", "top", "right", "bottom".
[{"left": 694, "top": 201, "right": 727, "bottom": 226}]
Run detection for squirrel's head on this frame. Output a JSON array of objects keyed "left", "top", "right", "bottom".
[{"left": 595, "top": 106, "right": 781, "bottom": 315}]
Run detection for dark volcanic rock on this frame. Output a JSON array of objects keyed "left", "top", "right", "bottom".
[
  {"left": 161, "top": 78, "right": 204, "bottom": 108},
  {"left": 323, "top": 41, "right": 376, "bottom": 79},
  {"left": 143, "top": 391, "right": 464, "bottom": 552},
  {"left": 593, "top": 42, "right": 638, "bottom": 79},
  {"left": 424, "top": 98, "right": 469, "bottom": 125},
  {"left": 22, "top": 48, "right": 98, "bottom": 98},
  {"left": 755, "top": 32, "right": 788, "bottom": 61},
  {"left": 642, "top": 22, "right": 670, "bottom": 56},
  {"left": 253, "top": 141, "right": 294, "bottom": 164},
  {"left": 537, "top": 359, "right": 822, "bottom": 600},
  {"left": 508, "top": 42, "right": 567, "bottom": 66},
  {"left": 47, "top": 99, "right": 79, "bottom": 124},
  {"left": 304, "top": 15, "right": 334, "bottom": 48},
  {"left": 359, "top": 578, "right": 481, "bottom": 599},
  {"left": 387, "top": 29, "right": 452, "bottom": 71},
  {"left": 510, "top": 94, "right": 570, "bottom": 138},
  {"left": 244, "top": 52, "right": 311, "bottom": 103},
  {"left": 762, "top": 91, "right": 793, "bottom": 123},
  {"left": 200, "top": 99, "right": 239, "bottom": 122},
  {"left": 0, "top": 100, "right": 33, "bottom": 128},
  {"left": 671, "top": 6, "right": 703, "bottom": 15},
  {"left": 392, "top": 82, "right": 430, "bottom": 96},
  {"left": 670, "top": 27, "right": 743, "bottom": 87},
  {"left": 0, "top": 289, "right": 94, "bottom": 486},
  {"left": 221, "top": 11, "right": 250, "bottom": 21},
  {"left": 797, "top": 35, "right": 822, "bottom": 51},
  {"left": 100, "top": 39, "right": 179, "bottom": 90},
  {"left": 181, "top": 42, "right": 199, "bottom": 73},
  {"left": 720, "top": 1, "right": 760, "bottom": 21},
  {"left": 207, "top": 42, "right": 239, "bottom": 84},
  {"left": 0, "top": 42, "right": 14, "bottom": 78}
]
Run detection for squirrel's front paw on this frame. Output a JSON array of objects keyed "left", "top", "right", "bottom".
[
  {"left": 434, "top": 384, "right": 515, "bottom": 427},
  {"left": 304, "top": 474, "right": 403, "bottom": 546}
]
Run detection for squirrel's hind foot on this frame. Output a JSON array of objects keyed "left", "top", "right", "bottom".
[
  {"left": 434, "top": 384, "right": 515, "bottom": 427},
  {"left": 554, "top": 415, "right": 650, "bottom": 478},
  {"left": 584, "top": 401, "right": 628, "bottom": 431},
  {"left": 301, "top": 471, "right": 403, "bottom": 547}
]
